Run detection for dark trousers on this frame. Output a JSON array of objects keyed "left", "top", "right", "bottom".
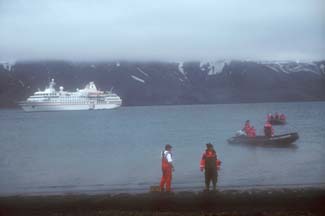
[{"left": 205, "top": 168, "right": 218, "bottom": 190}]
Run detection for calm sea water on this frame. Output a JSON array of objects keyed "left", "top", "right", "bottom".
[{"left": 0, "top": 102, "right": 325, "bottom": 196}]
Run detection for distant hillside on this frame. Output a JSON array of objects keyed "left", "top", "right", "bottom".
[{"left": 0, "top": 60, "right": 324, "bottom": 108}]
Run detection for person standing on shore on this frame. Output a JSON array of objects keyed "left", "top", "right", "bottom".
[
  {"left": 160, "top": 144, "right": 174, "bottom": 192},
  {"left": 200, "top": 143, "right": 220, "bottom": 191}
]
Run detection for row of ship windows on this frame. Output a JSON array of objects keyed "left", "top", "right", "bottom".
[
  {"left": 29, "top": 100, "right": 121, "bottom": 103},
  {"left": 30, "top": 99, "right": 121, "bottom": 102},
  {"left": 35, "top": 94, "right": 56, "bottom": 96},
  {"left": 31, "top": 96, "right": 119, "bottom": 99},
  {"left": 42, "top": 101, "right": 116, "bottom": 104}
]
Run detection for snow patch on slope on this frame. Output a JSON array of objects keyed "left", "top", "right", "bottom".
[
  {"left": 265, "top": 65, "right": 283, "bottom": 73},
  {"left": 18, "top": 80, "right": 25, "bottom": 87},
  {"left": 264, "top": 62, "right": 321, "bottom": 75},
  {"left": 320, "top": 64, "right": 325, "bottom": 74},
  {"left": 177, "top": 62, "right": 189, "bottom": 81},
  {"left": 178, "top": 62, "right": 185, "bottom": 75},
  {"left": 200, "top": 60, "right": 229, "bottom": 75},
  {"left": 137, "top": 67, "right": 149, "bottom": 77},
  {"left": 131, "top": 75, "right": 145, "bottom": 83}
]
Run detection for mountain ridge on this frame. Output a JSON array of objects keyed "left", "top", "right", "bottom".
[{"left": 0, "top": 60, "right": 324, "bottom": 108}]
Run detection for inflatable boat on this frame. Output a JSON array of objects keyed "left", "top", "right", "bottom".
[{"left": 227, "top": 132, "right": 299, "bottom": 145}]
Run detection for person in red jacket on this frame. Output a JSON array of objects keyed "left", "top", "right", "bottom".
[
  {"left": 243, "top": 120, "right": 252, "bottom": 135},
  {"left": 248, "top": 126, "right": 256, "bottom": 137},
  {"left": 264, "top": 121, "right": 274, "bottom": 138},
  {"left": 200, "top": 143, "right": 221, "bottom": 191},
  {"left": 280, "top": 113, "right": 286, "bottom": 121},
  {"left": 160, "top": 144, "right": 174, "bottom": 192}
]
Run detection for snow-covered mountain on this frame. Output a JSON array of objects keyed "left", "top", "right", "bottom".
[{"left": 0, "top": 60, "right": 324, "bottom": 107}]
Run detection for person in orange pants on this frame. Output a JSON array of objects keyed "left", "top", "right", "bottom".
[{"left": 160, "top": 144, "right": 174, "bottom": 192}]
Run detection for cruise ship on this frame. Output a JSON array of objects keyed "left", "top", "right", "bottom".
[{"left": 19, "top": 79, "right": 122, "bottom": 111}]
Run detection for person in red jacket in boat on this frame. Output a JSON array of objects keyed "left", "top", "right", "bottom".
[
  {"left": 160, "top": 144, "right": 174, "bottom": 192},
  {"left": 280, "top": 113, "right": 286, "bottom": 121},
  {"left": 264, "top": 121, "right": 274, "bottom": 138},
  {"left": 243, "top": 120, "right": 252, "bottom": 135},
  {"left": 200, "top": 143, "right": 221, "bottom": 191},
  {"left": 247, "top": 126, "right": 256, "bottom": 137},
  {"left": 243, "top": 120, "right": 256, "bottom": 137}
]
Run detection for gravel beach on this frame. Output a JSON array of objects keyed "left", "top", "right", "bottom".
[{"left": 1, "top": 187, "right": 324, "bottom": 216}]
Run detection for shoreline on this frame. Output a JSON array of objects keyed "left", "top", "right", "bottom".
[
  {"left": 1, "top": 182, "right": 325, "bottom": 197},
  {"left": 1, "top": 187, "right": 324, "bottom": 216}
]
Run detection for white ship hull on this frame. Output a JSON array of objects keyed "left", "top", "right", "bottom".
[
  {"left": 21, "top": 103, "right": 121, "bottom": 112},
  {"left": 20, "top": 79, "right": 122, "bottom": 112}
]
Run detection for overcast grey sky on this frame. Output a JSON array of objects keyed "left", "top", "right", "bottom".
[{"left": 0, "top": 0, "right": 324, "bottom": 61}]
